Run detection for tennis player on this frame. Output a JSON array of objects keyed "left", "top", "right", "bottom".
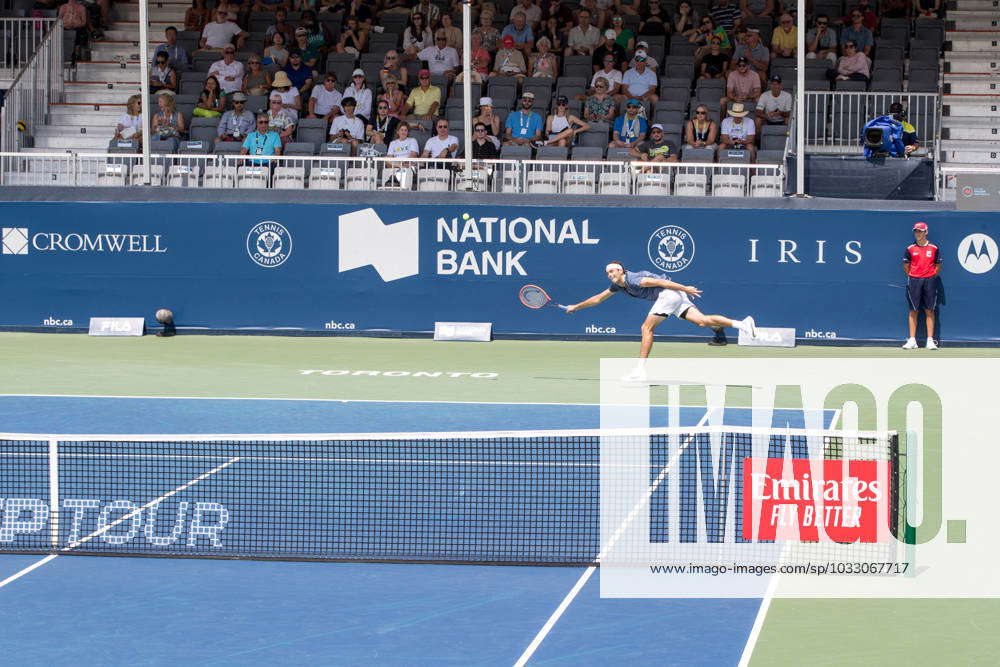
[{"left": 566, "top": 262, "right": 757, "bottom": 380}]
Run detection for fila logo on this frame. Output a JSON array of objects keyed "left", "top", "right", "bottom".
[
  {"left": 957, "top": 233, "right": 998, "bottom": 274},
  {"left": 338, "top": 208, "right": 419, "bottom": 282}
]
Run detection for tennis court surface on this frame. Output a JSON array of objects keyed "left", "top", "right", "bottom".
[{"left": 1, "top": 333, "right": 997, "bottom": 665}]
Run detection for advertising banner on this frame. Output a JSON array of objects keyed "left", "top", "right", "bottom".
[{"left": 1, "top": 202, "right": 997, "bottom": 342}]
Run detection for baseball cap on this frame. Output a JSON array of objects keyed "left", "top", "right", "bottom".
[
  {"left": 604, "top": 29, "right": 616, "bottom": 39},
  {"left": 913, "top": 222, "right": 929, "bottom": 232},
  {"left": 231, "top": 91, "right": 248, "bottom": 102},
  {"left": 626, "top": 98, "right": 640, "bottom": 107},
  {"left": 418, "top": 68, "right": 430, "bottom": 77},
  {"left": 555, "top": 94, "right": 568, "bottom": 105},
  {"left": 637, "top": 40, "right": 649, "bottom": 48},
  {"left": 651, "top": 123, "right": 663, "bottom": 131},
  {"left": 737, "top": 56, "right": 748, "bottom": 64},
  {"left": 479, "top": 96, "right": 493, "bottom": 106},
  {"left": 352, "top": 68, "right": 365, "bottom": 77},
  {"left": 502, "top": 35, "right": 515, "bottom": 47},
  {"left": 770, "top": 73, "right": 782, "bottom": 82},
  {"left": 295, "top": 27, "right": 307, "bottom": 35},
  {"left": 748, "top": 27, "right": 760, "bottom": 33},
  {"left": 522, "top": 91, "right": 535, "bottom": 99}
]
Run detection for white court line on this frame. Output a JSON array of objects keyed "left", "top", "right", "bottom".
[
  {"left": 0, "top": 457, "right": 240, "bottom": 590},
  {"left": 0, "top": 393, "right": 771, "bottom": 409},
  {"left": 513, "top": 408, "right": 716, "bottom": 667},
  {"left": 737, "top": 569, "right": 781, "bottom": 667},
  {"left": 0, "top": 393, "right": 606, "bottom": 407},
  {"left": 738, "top": 407, "right": 839, "bottom": 667}
]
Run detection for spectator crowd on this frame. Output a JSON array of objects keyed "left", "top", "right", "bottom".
[{"left": 96, "top": 0, "right": 940, "bottom": 164}]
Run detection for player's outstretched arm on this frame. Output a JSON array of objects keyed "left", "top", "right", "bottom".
[
  {"left": 640, "top": 277, "right": 702, "bottom": 297},
  {"left": 566, "top": 289, "right": 614, "bottom": 313}
]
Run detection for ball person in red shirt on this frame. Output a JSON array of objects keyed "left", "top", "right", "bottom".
[{"left": 902, "top": 221, "right": 940, "bottom": 350}]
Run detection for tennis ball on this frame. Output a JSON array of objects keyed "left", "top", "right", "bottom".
[
  {"left": 16, "top": 120, "right": 26, "bottom": 132},
  {"left": 462, "top": 213, "right": 470, "bottom": 220},
  {"left": 155, "top": 308, "right": 173, "bottom": 324}
]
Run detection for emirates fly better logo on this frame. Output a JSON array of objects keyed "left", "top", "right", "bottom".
[{"left": 2, "top": 228, "right": 28, "bottom": 255}]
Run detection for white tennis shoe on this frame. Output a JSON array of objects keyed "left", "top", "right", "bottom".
[
  {"left": 738, "top": 316, "right": 757, "bottom": 339},
  {"left": 926, "top": 338, "right": 938, "bottom": 350},
  {"left": 622, "top": 365, "right": 648, "bottom": 384},
  {"left": 902, "top": 338, "right": 918, "bottom": 349}
]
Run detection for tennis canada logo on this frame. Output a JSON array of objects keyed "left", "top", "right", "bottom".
[
  {"left": 957, "top": 233, "right": 998, "bottom": 274},
  {"left": 246, "top": 221, "right": 292, "bottom": 268},
  {"left": 647, "top": 225, "right": 694, "bottom": 272},
  {"left": 2, "top": 228, "right": 29, "bottom": 255}
]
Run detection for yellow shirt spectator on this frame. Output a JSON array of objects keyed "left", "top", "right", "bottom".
[
  {"left": 771, "top": 24, "right": 797, "bottom": 54},
  {"left": 406, "top": 84, "right": 441, "bottom": 117}
]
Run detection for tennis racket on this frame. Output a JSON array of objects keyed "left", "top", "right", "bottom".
[{"left": 519, "top": 284, "right": 568, "bottom": 310}]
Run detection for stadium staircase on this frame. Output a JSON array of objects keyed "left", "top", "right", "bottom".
[
  {"left": 940, "top": 0, "right": 1000, "bottom": 168},
  {"left": 27, "top": 0, "right": 180, "bottom": 152}
]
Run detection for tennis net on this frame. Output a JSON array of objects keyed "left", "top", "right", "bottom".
[{"left": 0, "top": 427, "right": 904, "bottom": 565}]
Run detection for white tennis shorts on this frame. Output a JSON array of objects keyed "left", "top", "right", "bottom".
[{"left": 649, "top": 289, "right": 694, "bottom": 318}]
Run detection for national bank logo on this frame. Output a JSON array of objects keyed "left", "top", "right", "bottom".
[
  {"left": 339, "top": 208, "right": 419, "bottom": 282},
  {"left": 2, "top": 228, "right": 28, "bottom": 254},
  {"left": 957, "top": 233, "right": 998, "bottom": 274},
  {"left": 648, "top": 225, "right": 694, "bottom": 272},
  {"left": 246, "top": 221, "right": 292, "bottom": 268}
]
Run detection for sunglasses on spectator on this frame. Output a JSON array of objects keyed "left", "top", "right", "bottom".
[
  {"left": 436, "top": 36, "right": 447, "bottom": 40},
  {"left": 257, "top": 120, "right": 269, "bottom": 124},
  {"left": 224, "top": 50, "right": 235, "bottom": 54},
  {"left": 234, "top": 100, "right": 245, "bottom": 104},
  {"left": 695, "top": 109, "right": 707, "bottom": 114},
  {"left": 817, "top": 20, "right": 828, "bottom": 24}
]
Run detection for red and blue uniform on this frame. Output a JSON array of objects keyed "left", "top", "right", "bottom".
[{"left": 903, "top": 242, "right": 940, "bottom": 310}]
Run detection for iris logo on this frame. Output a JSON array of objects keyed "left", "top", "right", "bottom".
[
  {"left": 957, "top": 233, "right": 998, "bottom": 274},
  {"left": 338, "top": 208, "right": 419, "bottom": 281},
  {"left": 2, "top": 228, "right": 28, "bottom": 255},
  {"left": 648, "top": 225, "right": 694, "bottom": 272}
]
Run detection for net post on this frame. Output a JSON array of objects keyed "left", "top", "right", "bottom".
[{"left": 48, "top": 437, "right": 59, "bottom": 548}]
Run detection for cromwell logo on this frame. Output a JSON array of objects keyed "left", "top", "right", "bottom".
[
  {"left": 647, "top": 225, "right": 694, "bottom": 272},
  {"left": 2, "top": 228, "right": 28, "bottom": 255}
]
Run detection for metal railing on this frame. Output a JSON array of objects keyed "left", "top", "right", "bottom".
[
  {"left": 1, "top": 19, "right": 62, "bottom": 153},
  {"left": 804, "top": 91, "right": 940, "bottom": 154},
  {"left": 0, "top": 17, "right": 57, "bottom": 76},
  {"left": 0, "top": 152, "right": 786, "bottom": 197},
  {"left": 937, "top": 166, "right": 1000, "bottom": 202}
]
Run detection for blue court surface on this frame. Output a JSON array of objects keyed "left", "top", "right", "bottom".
[{"left": 0, "top": 396, "right": 835, "bottom": 665}]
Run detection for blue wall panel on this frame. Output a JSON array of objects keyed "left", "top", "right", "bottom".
[{"left": 1, "top": 202, "right": 997, "bottom": 342}]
